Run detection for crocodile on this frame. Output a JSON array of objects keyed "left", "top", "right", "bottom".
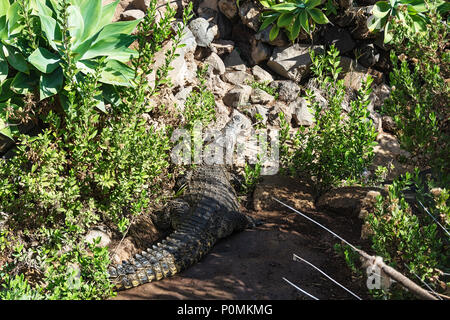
[{"left": 108, "top": 115, "right": 255, "bottom": 291}]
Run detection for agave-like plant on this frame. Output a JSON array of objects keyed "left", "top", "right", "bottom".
[
  {"left": 259, "top": 0, "right": 329, "bottom": 41},
  {"left": 0, "top": 0, "right": 140, "bottom": 139}
]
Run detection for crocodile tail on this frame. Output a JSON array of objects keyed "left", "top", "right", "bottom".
[{"left": 108, "top": 228, "right": 216, "bottom": 291}]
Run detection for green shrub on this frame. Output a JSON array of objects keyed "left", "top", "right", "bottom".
[
  {"left": 0, "top": 0, "right": 193, "bottom": 300},
  {"left": 280, "top": 45, "right": 378, "bottom": 196},
  {"left": 259, "top": 0, "right": 329, "bottom": 41},
  {"left": 380, "top": 10, "right": 449, "bottom": 170}
]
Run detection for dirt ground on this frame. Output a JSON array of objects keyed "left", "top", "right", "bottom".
[{"left": 114, "top": 175, "right": 372, "bottom": 300}]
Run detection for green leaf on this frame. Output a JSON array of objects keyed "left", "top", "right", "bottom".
[
  {"left": 37, "top": 9, "right": 61, "bottom": 51},
  {"left": 0, "top": 0, "right": 9, "bottom": 16},
  {"left": 259, "top": 13, "right": 279, "bottom": 31},
  {"left": 98, "top": 59, "right": 135, "bottom": 86},
  {"left": 306, "top": 0, "right": 322, "bottom": 9},
  {"left": 260, "top": 1, "right": 271, "bottom": 8},
  {"left": 28, "top": 47, "right": 61, "bottom": 74},
  {"left": 80, "top": 33, "right": 136, "bottom": 61},
  {"left": 277, "top": 12, "right": 296, "bottom": 27},
  {"left": 67, "top": 5, "right": 85, "bottom": 45},
  {"left": 7, "top": 2, "right": 22, "bottom": 35},
  {"left": 409, "top": 14, "right": 427, "bottom": 32},
  {"left": 271, "top": 3, "right": 298, "bottom": 12},
  {"left": 269, "top": 24, "right": 280, "bottom": 41},
  {"left": 299, "top": 10, "right": 310, "bottom": 33},
  {"left": 0, "top": 79, "right": 14, "bottom": 102},
  {"left": 2, "top": 45, "right": 29, "bottom": 74},
  {"left": 372, "top": 1, "right": 391, "bottom": 18},
  {"left": 0, "top": 55, "right": 7, "bottom": 83},
  {"left": 98, "top": 0, "right": 119, "bottom": 31},
  {"left": 307, "top": 8, "right": 329, "bottom": 24},
  {"left": 39, "top": 67, "right": 63, "bottom": 100},
  {"left": 291, "top": 13, "right": 302, "bottom": 39},
  {"left": 11, "top": 71, "right": 38, "bottom": 95},
  {"left": 0, "top": 15, "right": 7, "bottom": 40},
  {"left": 78, "top": 0, "right": 102, "bottom": 41},
  {"left": 384, "top": 20, "right": 393, "bottom": 43}
]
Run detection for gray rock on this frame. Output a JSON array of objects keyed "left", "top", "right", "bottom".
[
  {"left": 189, "top": 17, "right": 217, "bottom": 47},
  {"left": 250, "top": 39, "right": 272, "bottom": 64},
  {"left": 120, "top": 9, "right": 146, "bottom": 21},
  {"left": 224, "top": 49, "right": 247, "bottom": 71},
  {"left": 268, "top": 101, "right": 295, "bottom": 126},
  {"left": 340, "top": 57, "right": 370, "bottom": 91},
  {"left": 323, "top": 27, "right": 355, "bottom": 54},
  {"left": 249, "top": 104, "right": 270, "bottom": 124},
  {"left": 238, "top": 1, "right": 261, "bottom": 32},
  {"left": 222, "top": 84, "right": 252, "bottom": 108},
  {"left": 252, "top": 65, "right": 273, "bottom": 83},
  {"left": 211, "top": 40, "right": 235, "bottom": 56},
  {"left": 255, "top": 26, "right": 290, "bottom": 47},
  {"left": 204, "top": 52, "right": 226, "bottom": 75},
  {"left": 250, "top": 88, "right": 275, "bottom": 105},
  {"left": 382, "top": 115, "right": 396, "bottom": 133},
  {"left": 84, "top": 229, "right": 111, "bottom": 247},
  {"left": 267, "top": 44, "right": 324, "bottom": 81},
  {"left": 291, "top": 98, "right": 315, "bottom": 127},
  {"left": 222, "top": 70, "right": 252, "bottom": 85},
  {"left": 218, "top": 0, "right": 238, "bottom": 20},
  {"left": 271, "top": 80, "right": 301, "bottom": 103}
]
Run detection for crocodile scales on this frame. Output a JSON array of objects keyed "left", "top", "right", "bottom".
[{"left": 108, "top": 164, "right": 255, "bottom": 291}]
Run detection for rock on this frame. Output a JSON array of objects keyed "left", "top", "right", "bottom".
[
  {"left": 250, "top": 39, "right": 272, "bottom": 65},
  {"left": 358, "top": 43, "right": 380, "bottom": 68},
  {"left": 218, "top": 0, "right": 238, "bottom": 20},
  {"left": 304, "top": 79, "right": 329, "bottom": 109},
  {"left": 197, "top": 6, "right": 231, "bottom": 40},
  {"left": 267, "top": 44, "right": 324, "bottom": 81},
  {"left": 222, "top": 70, "right": 252, "bottom": 85},
  {"left": 224, "top": 49, "right": 247, "bottom": 71},
  {"left": 198, "top": 0, "right": 218, "bottom": 11},
  {"left": 238, "top": 1, "right": 261, "bottom": 32},
  {"left": 255, "top": 26, "right": 290, "bottom": 47},
  {"left": 132, "top": 0, "right": 150, "bottom": 11},
  {"left": 211, "top": 40, "right": 235, "bottom": 57},
  {"left": 248, "top": 104, "right": 270, "bottom": 124},
  {"left": 222, "top": 84, "right": 252, "bottom": 108},
  {"left": 204, "top": 52, "right": 226, "bottom": 75},
  {"left": 339, "top": 57, "right": 370, "bottom": 91},
  {"left": 110, "top": 238, "right": 137, "bottom": 264},
  {"left": 369, "top": 83, "right": 391, "bottom": 111},
  {"left": 268, "top": 101, "right": 295, "bottom": 126},
  {"left": 322, "top": 27, "right": 355, "bottom": 54},
  {"left": 120, "top": 9, "right": 145, "bottom": 21},
  {"left": 250, "top": 88, "right": 275, "bottom": 105},
  {"left": 84, "top": 228, "right": 111, "bottom": 247},
  {"left": 189, "top": 17, "right": 217, "bottom": 47},
  {"left": 291, "top": 98, "right": 315, "bottom": 127},
  {"left": 252, "top": 65, "right": 273, "bottom": 83},
  {"left": 208, "top": 74, "right": 232, "bottom": 97},
  {"left": 271, "top": 80, "right": 301, "bottom": 103},
  {"left": 382, "top": 115, "right": 396, "bottom": 133}
]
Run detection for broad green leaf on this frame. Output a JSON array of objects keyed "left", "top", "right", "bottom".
[
  {"left": 0, "top": 117, "right": 14, "bottom": 140},
  {"left": 269, "top": 24, "right": 280, "bottom": 41},
  {"left": 102, "top": 84, "right": 121, "bottom": 107},
  {"left": 40, "top": 67, "right": 63, "bottom": 100},
  {"left": 410, "top": 14, "right": 427, "bottom": 32},
  {"left": 389, "top": 0, "right": 397, "bottom": 7},
  {"left": 67, "top": 5, "right": 84, "bottom": 44},
  {"left": 7, "top": 2, "right": 22, "bottom": 35},
  {"left": 307, "top": 8, "right": 329, "bottom": 24},
  {"left": 367, "top": 15, "right": 387, "bottom": 31},
  {"left": 98, "top": 59, "right": 134, "bottom": 86},
  {"left": 0, "top": 15, "right": 7, "bottom": 40},
  {"left": 95, "top": 19, "right": 141, "bottom": 44},
  {"left": 0, "top": 55, "right": 7, "bottom": 82},
  {"left": 93, "top": 95, "right": 106, "bottom": 113},
  {"left": 306, "top": 0, "right": 322, "bottom": 9},
  {"left": 260, "top": 1, "right": 271, "bottom": 8},
  {"left": 299, "top": 10, "right": 310, "bottom": 33},
  {"left": 259, "top": 13, "right": 279, "bottom": 31},
  {"left": 277, "top": 12, "right": 296, "bottom": 27},
  {"left": 28, "top": 47, "right": 61, "bottom": 74},
  {"left": 384, "top": 20, "right": 393, "bottom": 43},
  {"left": 11, "top": 71, "right": 38, "bottom": 95},
  {"left": 291, "top": 13, "right": 302, "bottom": 39},
  {"left": 78, "top": 0, "right": 102, "bottom": 41},
  {"left": 271, "top": 3, "right": 298, "bottom": 12},
  {"left": 372, "top": 1, "right": 391, "bottom": 18},
  {"left": 0, "top": 79, "right": 14, "bottom": 102},
  {"left": 98, "top": 0, "right": 119, "bottom": 31},
  {"left": 37, "top": 10, "right": 61, "bottom": 51},
  {"left": 0, "top": 0, "right": 9, "bottom": 16},
  {"left": 437, "top": 1, "right": 450, "bottom": 14},
  {"left": 80, "top": 33, "right": 136, "bottom": 61},
  {"left": 2, "top": 45, "right": 29, "bottom": 74}
]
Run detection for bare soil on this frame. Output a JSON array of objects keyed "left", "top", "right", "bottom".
[{"left": 114, "top": 175, "right": 372, "bottom": 300}]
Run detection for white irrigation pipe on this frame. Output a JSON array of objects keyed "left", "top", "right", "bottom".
[
  {"left": 282, "top": 277, "right": 319, "bottom": 300},
  {"left": 293, "top": 253, "right": 362, "bottom": 300},
  {"left": 417, "top": 199, "right": 450, "bottom": 237},
  {"left": 273, "top": 197, "right": 438, "bottom": 300}
]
